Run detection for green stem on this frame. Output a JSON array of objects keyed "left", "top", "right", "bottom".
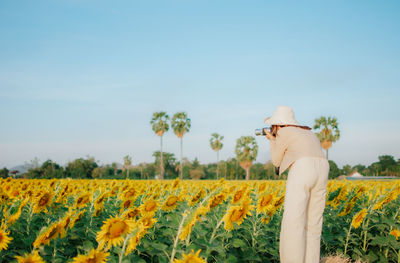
[
  {"left": 119, "top": 228, "right": 139, "bottom": 263},
  {"left": 170, "top": 211, "right": 189, "bottom": 263},
  {"left": 252, "top": 213, "right": 258, "bottom": 248},
  {"left": 26, "top": 204, "right": 34, "bottom": 235},
  {"left": 86, "top": 201, "right": 95, "bottom": 235},
  {"left": 362, "top": 218, "right": 370, "bottom": 252},
  {"left": 119, "top": 236, "right": 129, "bottom": 263},
  {"left": 53, "top": 239, "right": 57, "bottom": 260},
  {"left": 185, "top": 231, "right": 191, "bottom": 247},
  {"left": 344, "top": 223, "right": 352, "bottom": 255},
  {"left": 209, "top": 218, "right": 224, "bottom": 244}
]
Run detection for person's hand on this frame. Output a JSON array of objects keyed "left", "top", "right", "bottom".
[{"left": 264, "top": 128, "right": 274, "bottom": 140}]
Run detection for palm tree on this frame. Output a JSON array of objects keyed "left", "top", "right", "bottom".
[
  {"left": 313, "top": 116, "right": 340, "bottom": 159},
  {"left": 123, "top": 155, "right": 132, "bottom": 179},
  {"left": 150, "top": 112, "right": 170, "bottom": 180},
  {"left": 171, "top": 112, "right": 191, "bottom": 179},
  {"left": 209, "top": 133, "right": 224, "bottom": 179},
  {"left": 235, "top": 136, "right": 258, "bottom": 180}
]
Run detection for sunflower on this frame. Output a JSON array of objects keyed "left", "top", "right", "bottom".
[
  {"left": 122, "top": 207, "right": 141, "bottom": 220},
  {"left": 59, "top": 210, "right": 75, "bottom": 237},
  {"left": 162, "top": 195, "right": 181, "bottom": 212},
  {"left": 178, "top": 206, "right": 208, "bottom": 241},
  {"left": 173, "top": 249, "right": 206, "bottom": 263},
  {"left": 222, "top": 196, "right": 254, "bottom": 231},
  {"left": 329, "top": 187, "right": 348, "bottom": 209},
  {"left": 122, "top": 188, "right": 137, "bottom": 200},
  {"left": 137, "top": 214, "right": 157, "bottom": 229},
  {"left": 231, "top": 187, "right": 247, "bottom": 204},
  {"left": 74, "top": 193, "right": 91, "bottom": 209},
  {"left": 33, "top": 190, "right": 54, "bottom": 214},
  {"left": 10, "top": 189, "right": 20, "bottom": 198},
  {"left": 273, "top": 195, "right": 285, "bottom": 209},
  {"left": 95, "top": 191, "right": 109, "bottom": 205},
  {"left": 351, "top": 209, "right": 368, "bottom": 229},
  {"left": 355, "top": 186, "right": 366, "bottom": 196},
  {"left": 125, "top": 224, "right": 146, "bottom": 256},
  {"left": 94, "top": 203, "right": 104, "bottom": 217},
  {"left": 373, "top": 190, "right": 398, "bottom": 210},
  {"left": 69, "top": 210, "right": 86, "bottom": 230},
  {"left": 257, "top": 194, "right": 273, "bottom": 214},
  {"left": 120, "top": 199, "right": 135, "bottom": 213},
  {"left": 261, "top": 216, "right": 271, "bottom": 225},
  {"left": 0, "top": 227, "right": 13, "bottom": 251},
  {"left": 178, "top": 207, "right": 205, "bottom": 242},
  {"left": 258, "top": 182, "right": 267, "bottom": 193},
  {"left": 338, "top": 201, "right": 355, "bottom": 217},
  {"left": 189, "top": 189, "right": 205, "bottom": 206},
  {"left": 390, "top": 229, "right": 400, "bottom": 240},
  {"left": 96, "top": 216, "right": 135, "bottom": 250},
  {"left": 171, "top": 178, "right": 181, "bottom": 189},
  {"left": 71, "top": 248, "right": 109, "bottom": 263},
  {"left": 6, "top": 199, "right": 28, "bottom": 225},
  {"left": 15, "top": 250, "right": 45, "bottom": 263},
  {"left": 207, "top": 193, "right": 226, "bottom": 210},
  {"left": 139, "top": 199, "right": 159, "bottom": 215},
  {"left": 329, "top": 198, "right": 342, "bottom": 209},
  {"left": 33, "top": 221, "right": 62, "bottom": 248}
]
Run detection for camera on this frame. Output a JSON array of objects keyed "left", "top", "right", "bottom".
[{"left": 254, "top": 127, "right": 271, "bottom": 136}]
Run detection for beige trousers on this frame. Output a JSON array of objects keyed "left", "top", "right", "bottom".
[{"left": 279, "top": 157, "right": 329, "bottom": 263}]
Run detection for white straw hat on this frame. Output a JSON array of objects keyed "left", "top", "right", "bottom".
[{"left": 264, "top": 106, "right": 300, "bottom": 126}]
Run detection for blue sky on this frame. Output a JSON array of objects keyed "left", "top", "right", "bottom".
[{"left": 1, "top": 0, "right": 399, "bottom": 168}]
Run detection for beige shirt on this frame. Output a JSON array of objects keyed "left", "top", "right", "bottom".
[{"left": 270, "top": 126, "right": 326, "bottom": 175}]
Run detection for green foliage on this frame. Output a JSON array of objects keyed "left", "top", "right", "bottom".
[
  {"left": 209, "top": 133, "right": 224, "bottom": 152},
  {"left": 153, "top": 151, "right": 178, "bottom": 179},
  {"left": 150, "top": 112, "right": 170, "bottom": 136},
  {"left": 341, "top": 155, "right": 400, "bottom": 177},
  {"left": 313, "top": 116, "right": 340, "bottom": 159},
  {"left": 26, "top": 160, "right": 64, "bottom": 179},
  {"left": 235, "top": 136, "right": 258, "bottom": 179},
  {"left": 123, "top": 155, "right": 132, "bottom": 167},
  {"left": 171, "top": 112, "right": 191, "bottom": 138},
  {"left": 235, "top": 136, "right": 258, "bottom": 163},
  {"left": 65, "top": 157, "right": 98, "bottom": 179},
  {"left": 189, "top": 158, "right": 205, "bottom": 180},
  {"left": 341, "top": 164, "right": 354, "bottom": 176},
  {"left": 328, "top": 160, "right": 341, "bottom": 179},
  {"left": 0, "top": 167, "right": 9, "bottom": 178}
]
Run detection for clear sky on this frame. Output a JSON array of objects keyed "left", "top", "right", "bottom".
[{"left": 1, "top": 0, "right": 399, "bottom": 169}]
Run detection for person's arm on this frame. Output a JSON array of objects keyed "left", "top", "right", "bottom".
[
  {"left": 265, "top": 129, "right": 288, "bottom": 168},
  {"left": 270, "top": 138, "right": 286, "bottom": 167}
]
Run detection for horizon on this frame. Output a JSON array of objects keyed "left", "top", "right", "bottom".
[
  {"left": 1, "top": 1, "right": 400, "bottom": 169},
  {"left": 6, "top": 150, "right": 397, "bottom": 171}
]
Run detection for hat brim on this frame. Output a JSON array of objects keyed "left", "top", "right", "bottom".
[{"left": 264, "top": 117, "right": 300, "bottom": 126}]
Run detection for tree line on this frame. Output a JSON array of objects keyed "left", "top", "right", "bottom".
[{"left": 0, "top": 154, "right": 399, "bottom": 180}]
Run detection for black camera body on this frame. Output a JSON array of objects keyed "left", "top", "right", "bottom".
[
  {"left": 254, "top": 126, "right": 277, "bottom": 137},
  {"left": 254, "top": 127, "right": 270, "bottom": 136}
]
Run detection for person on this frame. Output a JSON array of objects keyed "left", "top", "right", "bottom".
[{"left": 263, "top": 106, "right": 329, "bottom": 263}]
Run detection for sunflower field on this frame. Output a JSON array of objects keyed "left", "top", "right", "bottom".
[{"left": 0, "top": 178, "right": 400, "bottom": 263}]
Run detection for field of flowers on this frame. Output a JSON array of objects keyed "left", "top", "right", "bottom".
[{"left": 0, "top": 178, "right": 399, "bottom": 263}]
